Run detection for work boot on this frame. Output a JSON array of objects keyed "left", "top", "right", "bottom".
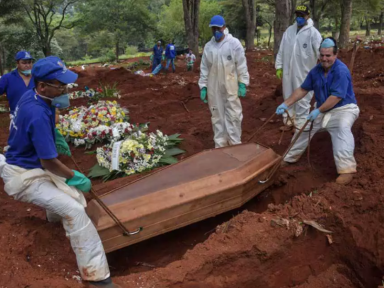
[
  {"left": 88, "top": 277, "right": 121, "bottom": 288},
  {"left": 336, "top": 173, "right": 354, "bottom": 185},
  {"left": 279, "top": 125, "right": 292, "bottom": 132}
]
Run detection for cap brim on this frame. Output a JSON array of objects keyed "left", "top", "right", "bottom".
[
  {"left": 209, "top": 24, "right": 224, "bottom": 28},
  {"left": 295, "top": 11, "right": 309, "bottom": 15},
  {"left": 56, "top": 69, "right": 78, "bottom": 84},
  {"left": 17, "top": 57, "right": 35, "bottom": 61}
]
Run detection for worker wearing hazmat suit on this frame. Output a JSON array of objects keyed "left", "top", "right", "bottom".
[
  {"left": 275, "top": 5, "right": 322, "bottom": 131},
  {"left": 0, "top": 56, "right": 120, "bottom": 288},
  {"left": 276, "top": 38, "right": 359, "bottom": 185},
  {"left": 199, "top": 15, "right": 249, "bottom": 148}
]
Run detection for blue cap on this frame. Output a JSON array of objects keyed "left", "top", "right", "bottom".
[
  {"left": 209, "top": 15, "right": 225, "bottom": 27},
  {"left": 15, "top": 51, "right": 34, "bottom": 61},
  {"left": 321, "top": 38, "right": 335, "bottom": 48},
  {"left": 32, "top": 56, "right": 78, "bottom": 84}
]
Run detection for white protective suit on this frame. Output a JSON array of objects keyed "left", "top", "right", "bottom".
[
  {"left": 0, "top": 154, "right": 110, "bottom": 282},
  {"left": 284, "top": 104, "right": 360, "bottom": 174},
  {"left": 275, "top": 18, "right": 322, "bottom": 128},
  {"left": 199, "top": 29, "right": 249, "bottom": 148}
]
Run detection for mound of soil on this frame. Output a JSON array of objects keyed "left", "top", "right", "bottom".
[{"left": 0, "top": 49, "right": 384, "bottom": 287}]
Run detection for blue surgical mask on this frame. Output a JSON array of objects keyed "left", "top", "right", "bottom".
[
  {"left": 20, "top": 69, "right": 31, "bottom": 76},
  {"left": 39, "top": 93, "right": 70, "bottom": 109},
  {"left": 296, "top": 17, "right": 306, "bottom": 27},
  {"left": 214, "top": 31, "right": 224, "bottom": 41}
]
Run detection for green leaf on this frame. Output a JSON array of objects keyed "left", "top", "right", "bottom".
[
  {"left": 164, "top": 147, "right": 185, "bottom": 157},
  {"left": 167, "top": 133, "right": 182, "bottom": 140},
  {"left": 84, "top": 150, "right": 97, "bottom": 154},
  {"left": 88, "top": 164, "right": 110, "bottom": 178},
  {"left": 159, "top": 156, "right": 178, "bottom": 165}
]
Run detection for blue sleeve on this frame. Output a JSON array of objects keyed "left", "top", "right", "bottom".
[
  {"left": 165, "top": 45, "right": 170, "bottom": 57},
  {"left": 153, "top": 46, "right": 156, "bottom": 54},
  {"left": 301, "top": 71, "right": 314, "bottom": 91},
  {"left": 30, "top": 113, "right": 58, "bottom": 160},
  {"left": 0, "top": 75, "right": 8, "bottom": 95},
  {"left": 329, "top": 71, "right": 349, "bottom": 99}
]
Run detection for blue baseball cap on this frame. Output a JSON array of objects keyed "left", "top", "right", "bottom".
[
  {"left": 32, "top": 56, "right": 78, "bottom": 84},
  {"left": 209, "top": 15, "right": 225, "bottom": 27},
  {"left": 15, "top": 51, "right": 34, "bottom": 61}
]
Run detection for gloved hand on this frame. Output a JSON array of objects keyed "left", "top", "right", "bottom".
[
  {"left": 307, "top": 108, "right": 321, "bottom": 121},
  {"left": 150, "top": 55, "right": 154, "bottom": 61},
  {"left": 162, "top": 55, "right": 165, "bottom": 61},
  {"left": 238, "top": 82, "right": 246, "bottom": 97},
  {"left": 276, "top": 103, "right": 288, "bottom": 115},
  {"left": 55, "top": 128, "right": 71, "bottom": 156},
  {"left": 200, "top": 87, "right": 208, "bottom": 103},
  {"left": 66, "top": 170, "right": 91, "bottom": 193},
  {"left": 276, "top": 69, "right": 283, "bottom": 80}
]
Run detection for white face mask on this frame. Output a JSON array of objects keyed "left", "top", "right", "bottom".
[{"left": 37, "top": 92, "right": 70, "bottom": 109}]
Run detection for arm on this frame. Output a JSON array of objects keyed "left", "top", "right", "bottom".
[
  {"left": 234, "top": 40, "right": 249, "bottom": 85},
  {"left": 275, "top": 32, "right": 286, "bottom": 69},
  {"left": 41, "top": 158, "right": 74, "bottom": 179},
  {"left": 318, "top": 96, "right": 342, "bottom": 112},
  {"left": 198, "top": 48, "right": 209, "bottom": 89},
  {"left": 284, "top": 87, "right": 309, "bottom": 106},
  {"left": 0, "top": 75, "right": 8, "bottom": 95}
]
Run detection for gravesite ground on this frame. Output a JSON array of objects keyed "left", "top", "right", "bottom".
[{"left": 1, "top": 47, "right": 384, "bottom": 288}]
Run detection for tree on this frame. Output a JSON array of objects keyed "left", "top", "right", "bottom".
[
  {"left": 308, "top": 0, "right": 329, "bottom": 29},
  {"left": 15, "top": 0, "right": 80, "bottom": 56},
  {"left": 79, "top": 0, "right": 154, "bottom": 62},
  {"left": 274, "top": 0, "right": 293, "bottom": 58},
  {"left": 242, "top": 0, "right": 256, "bottom": 50},
  {"left": 338, "top": 0, "right": 352, "bottom": 48},
  {"left": 379, "top": 9, "right": 383, "bottom": 35},
  {"left": 182, "top": 0, "right": 200, "bottom": 56},
  {"left": 199, "top": 0, "right": 221, "bottom": 45}
]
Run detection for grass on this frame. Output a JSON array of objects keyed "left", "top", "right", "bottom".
[{"left": 67, "top": 52, "right": 151, "bottom": 66}]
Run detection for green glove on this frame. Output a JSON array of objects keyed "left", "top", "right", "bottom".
[
  {"left": 150, "top": 55, "right": 154, "bottom": 61},
  {"left": 238, "top": 82, "right": 246, "bottom": 97},
  {"left": 162, "top": 55, "right": 165, "bottom": 61},
  {"left": 200, "top": 87, "right": 207, "bottom": 103},
  {"left": 55, "top": 128, "right": 71, "bottom": 156},
  {"left": 276, "top": 68, "right": 283, "bottom": 80},
  {"left": 66, "top": 170, "right": 91, "bottom": 193}
]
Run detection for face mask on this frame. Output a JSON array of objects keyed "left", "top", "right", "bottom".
[
  {"left": 214, "top": 31, "right": 224, "bottom": 42},
  {"left": 296, "top": 17, "right": 306, "bottom": 26},
  {"left": 20, "top": 69, "right": 31, "bottom": 76},
  {"left": 39, "top": 93, "right": 70, "bottom": 109}
]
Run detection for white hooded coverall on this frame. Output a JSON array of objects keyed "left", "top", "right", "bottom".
[
  {"left": 199, "top": 30, "right": 250, "bottom": 148},
  {"left": 275, "top": 18, "right": 322, "bottom": 128}
]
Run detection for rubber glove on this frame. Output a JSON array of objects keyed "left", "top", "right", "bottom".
[
  {"left": 200, "top": 87, "right": 208, "bottom": 103},
  {"left": 307, "top": 108, "right": 321, "bottom": 121},
  {"left": 150, "top": 55, "right": 153, "bottom": 61},
  {"left": 276, "top": 69, "right": 283, "bottom": 80},
  {"left": 238, "top": 82, "right": 246, "bottom": 97},
  {"left": 162, "top": 55, "right": 165, "bottom": 61},
  {"left": 55, "top": 128, "right": 71, "bottom": 156},
  {"left": 276, "top": 103, "right": 288, "bottom": 115},
  {"left": 66, "top": 170, "right": 91, "bottom": 193}
]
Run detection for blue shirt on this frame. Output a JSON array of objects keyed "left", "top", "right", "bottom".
[
  {"left": 153, "top": 45, "right": 163, "bottom": 58},
  {"left": 301, "top": 59, "right": 357, "bottom": 110},
  {"left": 165, "top": 44, "right": 176, "bottom": 59},
  {"left": 6, "top": 89, "right": 58, "bottom": 169},
  {"left": 0, "top": 69, "right": 35, "bottom": 113}
]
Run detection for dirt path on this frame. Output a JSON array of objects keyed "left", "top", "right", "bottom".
[{"left": 0, "top": 49, "right": 383, "bottom": 287}]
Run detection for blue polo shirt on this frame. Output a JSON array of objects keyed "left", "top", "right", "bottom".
[
  {"left": 153, "top": 45, "right": 163, "bottom": 59},
  {"left": 165, "top": 44, "right": 176, "bottom": 59},
  {"left": 6, "top": 89, "right": 57, "bottom": 169},
  {"left": 0, "top": 69, "right": 35, "bottom": 113},
  {"left": 301, "top": 59, "right": 357, "bottom": 110}
]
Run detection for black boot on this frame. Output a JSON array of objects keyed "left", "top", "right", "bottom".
[{"left": 88, "top": 277, "right": 121, "bottom": 288}]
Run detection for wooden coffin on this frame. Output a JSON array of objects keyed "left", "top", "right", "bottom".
[{"left": 86, "top": 143, "right": 281, "bottom": 253}]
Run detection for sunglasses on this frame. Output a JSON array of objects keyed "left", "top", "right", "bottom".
[{"left": 42, "top": 82, "right": 68, "bottom": 93}]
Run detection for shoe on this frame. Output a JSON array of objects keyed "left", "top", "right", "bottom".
[
  {"left": 279, "top": 125, "right": 293, "bottom": 132},
  {"left": 336, "top": 173, "right": 354, "bottom": 185},
  {"left": 88, "top": 277, "right": 121, "bottom": 288}
]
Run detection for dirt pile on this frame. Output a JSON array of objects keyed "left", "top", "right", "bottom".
[{"left": 0, "top": 48, "right": 384, "bottom": 287}]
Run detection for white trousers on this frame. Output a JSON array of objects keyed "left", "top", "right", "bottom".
[
  {"left": 209, "top": 93, "right": 243, "bottom": 148},
  {"left": 284, "top": 104, "right": 360, "bottom": 174},
  {"left": 1, "top": 167, "right": 110, "bottom": 282}
]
